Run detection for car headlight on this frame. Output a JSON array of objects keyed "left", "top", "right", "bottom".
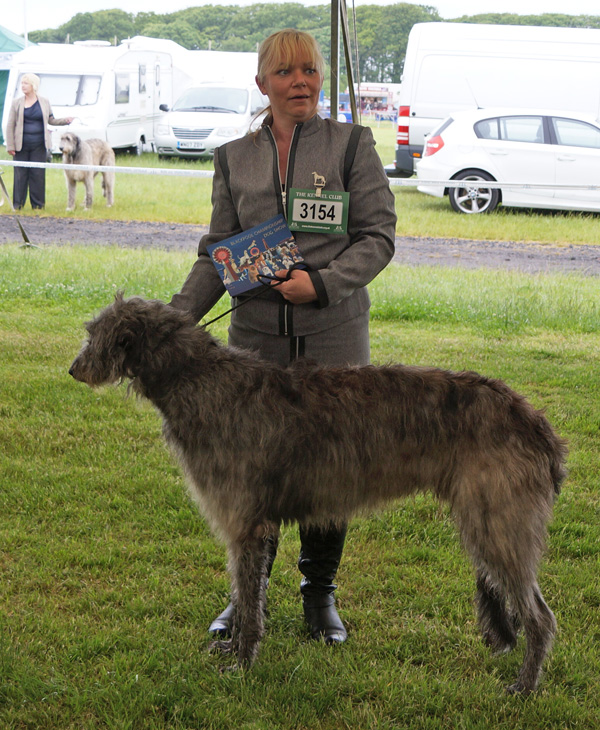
[
  {"left": 215, "top": 127, "right": 243, "bottom": 138},
  {"left": 156, "top": 124, "right": 170, "bottom": 135}
]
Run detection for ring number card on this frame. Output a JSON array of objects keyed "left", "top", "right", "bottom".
[{"left": 288, "top": 188, "right": 349, "bottom": 234}]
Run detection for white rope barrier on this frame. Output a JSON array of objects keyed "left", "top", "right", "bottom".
[
  {"left": 0, "top": 159, "right": 215, "bottom": 178},
  {"left": 1, "top": 158, "right": 600, "bottom": 191}
]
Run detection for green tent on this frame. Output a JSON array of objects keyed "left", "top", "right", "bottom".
[{"left": 0, "top": 25, "right": 31, "bottom": 145}]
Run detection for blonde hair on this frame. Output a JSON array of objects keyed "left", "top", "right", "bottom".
[
  {"left": 257, "top": 29, "right": 325, "bottom": 84},
  {"left": 21, "top": 73, "right": 40, "bottom": 93},
  {"left": 255, "top": 29, "right": 325, "bottom": 128}
]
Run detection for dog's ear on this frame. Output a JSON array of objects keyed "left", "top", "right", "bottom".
[{"left": 111, "top": 296, "right": 194, "bottom": 378}]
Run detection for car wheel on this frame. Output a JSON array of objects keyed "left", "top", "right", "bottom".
[
  {"left": 129, "top": 138, "right": 144, "bottom": 156},
  {"left": 449, "top": 170, "right": 500, "bottom": 214}
]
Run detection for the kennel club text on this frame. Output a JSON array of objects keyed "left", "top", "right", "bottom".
[{"left": 288, "top": 188, "right": 349, "bottom": 234}]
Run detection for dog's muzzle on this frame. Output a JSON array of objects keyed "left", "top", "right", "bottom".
[{"left": 69, "top": 359, "right": 82, "bottom": 381}]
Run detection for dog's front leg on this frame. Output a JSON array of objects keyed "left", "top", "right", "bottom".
[
  {"left": 66, "top": 179, "right": 76, "bottom": 211},
  {"left": 84, "top": 174, "right": 94, "bottom": 210},
  {"left": 227, "top": 531, "right": 271, "bottom": 668}
]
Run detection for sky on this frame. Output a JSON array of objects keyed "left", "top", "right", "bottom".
[{"left": 3, "top": 0, "right": 600, "bottom": 38}]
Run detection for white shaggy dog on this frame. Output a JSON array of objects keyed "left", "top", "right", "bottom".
[{"left": 59, "top": 133, "right": 115, "bottom": 211}]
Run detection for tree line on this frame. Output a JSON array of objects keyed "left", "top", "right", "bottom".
[{"left": 28, "top": 4, "right": 600, "bottom": 84}]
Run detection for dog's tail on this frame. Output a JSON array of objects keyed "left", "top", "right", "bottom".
[
  {"left": 534, "top": 409, "right": 568, "bottom": 498},
  {"left": 486, "top": 375, "right": 567, "bottom": 498},
  {"left": 551, "top": 439, "right": 568, "bottom": 498}
]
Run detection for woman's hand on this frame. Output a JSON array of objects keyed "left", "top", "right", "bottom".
[
  {"left": 271, "top": 268, "right": 317, "bottom": 304},
  {"left": 7, "top": 150, "right": 15, "bottom": 156}
]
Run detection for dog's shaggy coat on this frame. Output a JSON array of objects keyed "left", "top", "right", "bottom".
[
  {"left": 69, "top": 295, "right": 567, "bottom": 694},
  {"left": 59, "top": 132, "right": 115, "bottom": 210}
]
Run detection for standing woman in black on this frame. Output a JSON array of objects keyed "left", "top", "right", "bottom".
[
  {"left": 170, "top": 29, "right": 397, "bottom": 646},
  {"left": 6, "top": 73, "right": 73, "bottom": 209}
]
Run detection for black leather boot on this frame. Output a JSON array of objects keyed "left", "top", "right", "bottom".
[
  {"left": 298, "top": 523, "right": 348, "bottom": 644},
  {"left": 208, "top": 534, "right": 278, "bottom": 637},
  {"left": 207, "top": 601, "right": 235, "bottom": 636}
]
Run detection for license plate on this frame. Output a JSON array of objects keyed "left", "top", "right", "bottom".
[{"left": 177, "top": 140, "right": 206, "bottom": 150}]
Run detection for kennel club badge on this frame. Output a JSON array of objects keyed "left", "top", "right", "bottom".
[{"left": 288, "top": 172, "right": 349, "bottom": 234}]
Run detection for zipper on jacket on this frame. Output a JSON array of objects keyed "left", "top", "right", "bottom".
[
  {"left": 265, "top": 123, "right": 302, "bottom": 220},
  {"left": 265, "top": 124, "right": 303, "bottom": 337}
]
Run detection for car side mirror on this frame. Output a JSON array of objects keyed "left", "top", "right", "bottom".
[{"left": 159, "top": 103, "right": 169, "bottom": 112}]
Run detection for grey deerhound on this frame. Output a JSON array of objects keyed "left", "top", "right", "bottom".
[
  {"left": 59, "top": 132, "right": 115, "bottom": 211},
  {"left": 69, "top": 295, "right": 567, "bottom": 694}
]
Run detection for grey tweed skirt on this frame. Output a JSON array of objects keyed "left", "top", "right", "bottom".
[{"left": 228, "top": 310, "right": 371, "bottom": 369}]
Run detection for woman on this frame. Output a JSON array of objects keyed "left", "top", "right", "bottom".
[
  {"left": 170, "top": 29, "right": 397, "bottom": 645},
  {"left": 6, "top": 73, "right": 73, "bottom": 209}
]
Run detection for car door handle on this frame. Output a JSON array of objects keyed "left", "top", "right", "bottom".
[
  {"left": 489, "top": 149, "right": 509, "bottom": 155},
  {"left": 557, "top": 155, "right": 576, "bottom": 162}
]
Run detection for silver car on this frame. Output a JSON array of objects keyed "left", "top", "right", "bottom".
[{"left": 155, "top": 83, "right": 268, "bottom": 159}]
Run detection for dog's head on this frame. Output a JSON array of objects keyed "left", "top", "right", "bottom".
[
  {"left": 59, "top": 132, "right": 78, "bottom": 157},
  {"left": 69, "top": 293, "right": 197, "bottom": 386}
]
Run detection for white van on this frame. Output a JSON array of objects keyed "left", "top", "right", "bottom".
[
  {"left": 391, "top": 22, "right": 600, "bottom": 177},
  {"left": 155, "top": 82, "right": 268, "bottom": 159},
  {"left": 2, "top": 36, "right": 194, "bottom": 154}
]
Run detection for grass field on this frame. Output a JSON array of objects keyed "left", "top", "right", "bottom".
[
  {"left": 2, "top": 122, "right": 600, "bottom": 245},
  {"left": 1, "top": 244, "right": 599, "bottom": 729}
]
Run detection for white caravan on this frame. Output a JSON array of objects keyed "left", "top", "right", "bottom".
[
  {"left": 391, "top": 22, "right": 600, "bottom": 177},
  {"left": 2, "top": 36, "right": 195, "bottom": 154}
]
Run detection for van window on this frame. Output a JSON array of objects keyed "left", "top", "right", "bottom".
[
  {"left": 21, "top": 73, "right": 101, "bottom": 106},
  {"left": 116, "top": 73, "right": 130, "bottom": 104},
  {"left": 552, "top": 117, "right": 600, "bottom": 148},
  {"left": 173, "top": 87, "right": 249, "bottom": 114},
  {"left": 251, "top": 89, "right": 267, "bottom": 115}
]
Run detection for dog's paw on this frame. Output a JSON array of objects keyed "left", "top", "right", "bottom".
[
  {"left": 208, "top": 639, "right": 234, "bottom": 655},
  {"left": 483, "top": 631, "right": 517, "bottom": 656},
  {"left": 506, "top": 680, "right": 534, "bottom": 696}
]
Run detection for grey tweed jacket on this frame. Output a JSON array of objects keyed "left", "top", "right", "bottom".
[{"left": 170, "top": 114, "right": 397, "bottom": 338}]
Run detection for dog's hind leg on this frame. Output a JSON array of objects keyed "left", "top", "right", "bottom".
[
  {"left": 506, "top": 583, "right": 556, "bottom": 695},
  {"left": 453, "top": 464, "right": 556, "bottom": 693},
  {"left": 475, "top": 569, "right": 518, "bottom": 655},
  {"left": 102, "top": 173, "right": 114, "bottom": 207}
]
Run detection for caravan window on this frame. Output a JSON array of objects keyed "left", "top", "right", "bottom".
[
  {"left": 21, "top": 74, "right": 101, "bottom": 106},
  {"left": 115, "top": 73, "right": 130, "bottom": 104},
  {"left": 139, "top": 64, "right": 147, "bottom": 94},
  {"left": 79, "top": 76, "right": 102, "bottom": 106}
]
